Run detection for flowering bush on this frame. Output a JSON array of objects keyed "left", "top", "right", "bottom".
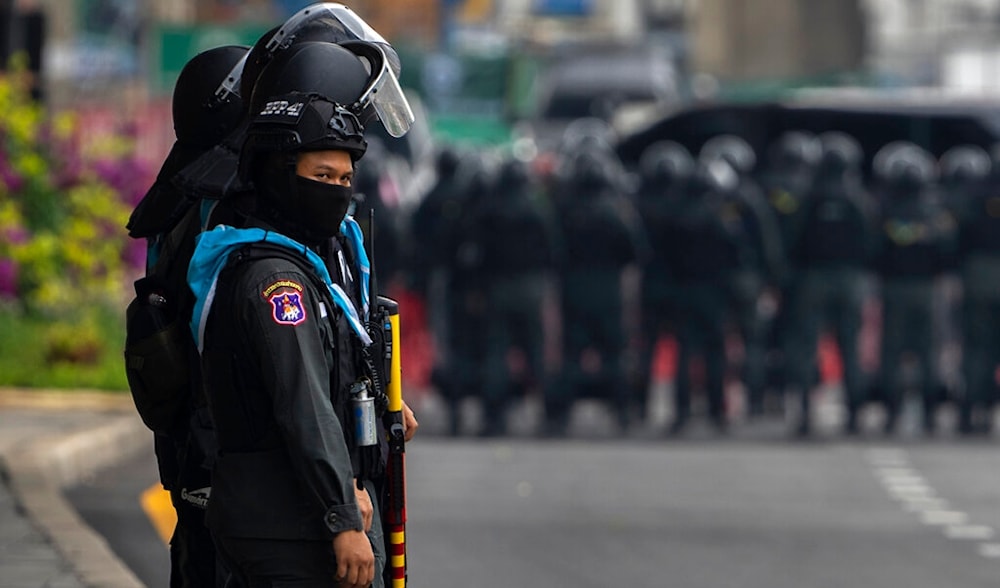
[
  {"left": 0, "top": 56, "right": 153, "bottom": 377},
  {"left": 0, "top": 60, "right": 145, "bottom": 311}
]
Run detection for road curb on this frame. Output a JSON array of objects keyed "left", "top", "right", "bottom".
[{"left": 0, "top": 389, "right": 152, "bottom": 587}]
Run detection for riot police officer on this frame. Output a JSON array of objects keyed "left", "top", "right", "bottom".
[
  {"left": 783, "top": 132, "right": 876, "bottom": 436},
  {"left": 631, "top": 140, "right": 695, "bottom": 427},
  {"left": 546, "top": 144, "right": 647, "bottom": 436},
  {"left": 699, "top": 135, "right": 783, "bottom": 419},
  {"left": 420, "top": 150, "right": 500, "bottom": 435},
  {"left": 756, "top": 130, "right": 822, "bottom": 410},
  {"left": 873, "top": 141, "right": 958, "bottom": 435},
  {"left": 665, "top": 159, "right": 741, "bottom": 434},
  {"left": 125, "top": 44, "right": 249, "bottom": 588},
  {"left": 476, "top": 155, "right": 560, "bottom": 436},
  {"left": 187, "top": 40, "right": 414, "bottom": 587},
  {"left": 409, "top": 145, "right": 463, "bottom": 299},
  {"left": 950, "top": 144, "right": 999, "bottom": 435},
  {"left": 352, "top": 136, "right": 403, "bottom": 288}
]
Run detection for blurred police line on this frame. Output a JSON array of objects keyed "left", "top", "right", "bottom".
[{"left": 377, "top": 91, "right": 1000, "bottom": 440}]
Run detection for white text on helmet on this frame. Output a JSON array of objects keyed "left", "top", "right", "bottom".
[{"left": 260, "top": 100, "right": 305, "bottom": 117}]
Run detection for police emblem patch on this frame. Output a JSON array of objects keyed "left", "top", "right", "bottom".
[{"left": 269, "top": 290, "right": 307, "bottom": 325}]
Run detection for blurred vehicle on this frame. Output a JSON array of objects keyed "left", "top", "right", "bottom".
[
  {"left": 521, "top": 43, "right": 683, "bottom": 153},
  {"left": 617, "top": 89, "right": 1000, "bottom": 176}
]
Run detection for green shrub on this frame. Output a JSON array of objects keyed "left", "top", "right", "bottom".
[{"left": 0, "top": 304, "right": 127, "bottom": 391}]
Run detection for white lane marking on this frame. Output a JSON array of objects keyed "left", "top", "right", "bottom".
[
  {"left": 946, "top": 525, "right": 995, "bottom": 541},
  {"left": 978, "top": 543, "right": 1000, "bottom": 559},
  {"left": 902, "top": 497, "right": 951, "bottom": 512},
  {"left": 920, "top": 510, "right": 969, "bottom": 526},
  {"left": 885, "top": 482, "right": 935, "bottom": 500},
  {"left": 866, "top": 449, "right": 909, "bottom": 467},
  {"left": 866, "top": 448, "right": 996, "bottom": 562}
]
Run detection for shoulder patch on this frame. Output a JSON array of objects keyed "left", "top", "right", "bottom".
[{"left": 264, "top": 280, "right": 307, "bottom": 326}]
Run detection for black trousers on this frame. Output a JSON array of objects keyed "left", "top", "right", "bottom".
[{"left": 215, "top": 538, "right": 340, "bottom": 588}]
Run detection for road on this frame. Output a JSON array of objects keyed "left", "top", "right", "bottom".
[{"left": 66, "top": 394, "right": 1000, "bottom": 588}]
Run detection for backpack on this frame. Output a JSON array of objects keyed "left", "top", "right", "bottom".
[{"left": 124, "top": 200, "right": 219, "bottom": 432}]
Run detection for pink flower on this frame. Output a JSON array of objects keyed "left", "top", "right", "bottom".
[{"left": 0, "top": 258, "right": 18, "bottom": 298}]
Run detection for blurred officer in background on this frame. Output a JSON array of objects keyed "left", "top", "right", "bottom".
[
  {"left": 409, "top": 145, "right": 462, "bottom": 299},
  {"left": 630, "top": 140, "right": 695, "bottom": 427},
  {"left": 352, "top": 136, "right": 404, "bottom": 290},
  {"left": 545, "top": 143, "right": 646, "bottom": 437},
  {"left": 409, "top": 146, "right": 464, "bottom": 409},
  {"left": 699, "top": 135, "right": 784, "bottom": 419},
  {"left": 665, "top": 159, "right": 740, "bottom": 435},
  {"left": 873, "top": 141, "right": 958, "bottom": 435},
  {"left": 756, "top": 130, "right": 822, "bottom": 412},
  {"left": 950, "top": 144, "right": 999, "bottom": 435},
  {"left": 475, "top": 155, "right": 560, "bottom": 436},
  {"left": 783, "top": 132, "right": 876, "bottom": 436},
  {"left": 434, "top": 152, "right": 496, "bottom": 435}
]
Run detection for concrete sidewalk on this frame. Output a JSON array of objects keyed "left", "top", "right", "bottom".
[{"left": 0, "top": 389, "right": 152, "bottom": 588}]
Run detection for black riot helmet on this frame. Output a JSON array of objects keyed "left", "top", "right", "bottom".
[
  {"left": 173, "top": 45, "right": 249, "bottom": 148},
  {"left": 557, "top": 117, "right": 617, "bottom": 157},
  {"left": 815, "top": 131, "right": 863, "bottom": 178},
  {"left": 239, "top": 40, "right": 386, "bottom": 244},
  {"left": 939, "top": 144, "right": 990, "bottom": 186},
  {"left": 435, "top": 145, "right": 462, "bottom": 179},
  {"left": 699, "top": 134, "right": 756, "bottom": 175},
  {"left": 767, "top": 130, "right": 822, "bottom": 173},
  {"left": 249, "top": 39, "right": 409, "bottom": 137},
  {"left": 687, "top": 159, "right": 739, "bottom": 199},
  {"left": 494, "top": 156, "right": 534, "bottom": 196},
  {"left": 564, "top": 146, "right": 623, "bottom": 193},
  {"left": 639, "top": 140, "right": 694, "bottom": 190},
  {"left": 126, "top": 44, "right": 249, "bottom": 239},
  {"left": 240, "top": 42, "right": 374, "bottom": 180},
  {"left": 873, "top": 141, "right": 937, "bottom": 194},
  {"left": 228, "top": 3, "right": 412, "bottom": 138}
]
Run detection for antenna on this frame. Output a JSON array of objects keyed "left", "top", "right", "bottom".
[{"left": 368, "top": 206, "right": 378, "bottom": 310}]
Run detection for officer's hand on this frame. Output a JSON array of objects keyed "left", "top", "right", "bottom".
[
  {"left": 353, "top": 480, "right": 374, "bottom": 532},
  {"left": 333, "top": 530, "right": 374, "bottom": 588},
  {"left": 401, "top": 399, "right": 419, "bottom": 442}
]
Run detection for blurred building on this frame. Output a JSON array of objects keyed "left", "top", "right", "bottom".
[
  {"left": 7, "top": 0, "right": 1000, "bottom": 130},
  {"left": 688, "top": 0, "right": 866, "bottom": 83}
]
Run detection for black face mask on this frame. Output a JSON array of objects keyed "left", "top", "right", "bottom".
[{"left": 293, "top": 176, "right": 354, "bottom": 240}]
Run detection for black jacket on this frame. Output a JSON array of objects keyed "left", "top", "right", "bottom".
[{"left": 199, "top": 235, "right": 366, "bottom": 541}]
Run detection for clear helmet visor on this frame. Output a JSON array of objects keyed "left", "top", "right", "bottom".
[
  {"left": 213, "top": 3, "right": 401, "bottom": 103},
  {"left": 363, "top": 60, "right": 414, "bottom": 138},
  {"left": 339, "top": 40, "right": 413, "bottom": 138},
  {"left": 265, "top": 3, "right": 390, "bottom": 56}
]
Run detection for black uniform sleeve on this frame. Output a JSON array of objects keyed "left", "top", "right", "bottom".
[{"left": 237, "top": 261, "right": 363, "bottom": 534}]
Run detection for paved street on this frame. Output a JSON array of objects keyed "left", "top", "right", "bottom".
[
  {"left": 402, "top": 437, "right": 1000, "bottom": 588},
  {"left": 66, "top": 390, "right": 1000, "bottom": 588}
]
